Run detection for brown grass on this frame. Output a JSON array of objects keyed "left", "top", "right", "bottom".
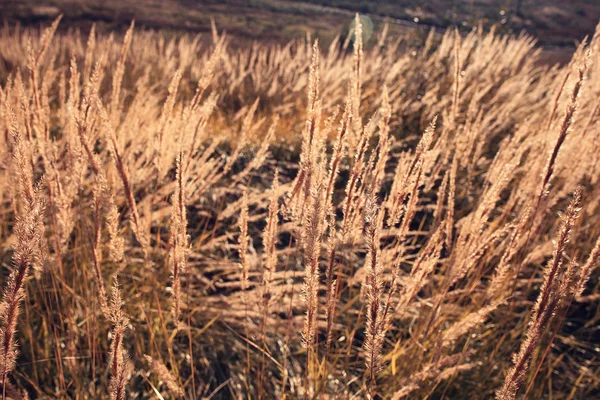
[{"left": 0, "top": 14, "right": 599, "bottom": 400}]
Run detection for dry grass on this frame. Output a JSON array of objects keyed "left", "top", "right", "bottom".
[{"left": 0, "top": 13, "right": 599, "bottom": 399}]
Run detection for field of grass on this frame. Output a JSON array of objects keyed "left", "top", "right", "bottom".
[{"left": 0, "top": 9, "right": 599, "bottom": 400}]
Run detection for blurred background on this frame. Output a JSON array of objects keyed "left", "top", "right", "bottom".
[{"left": 2, "top": 0, "right": 599, "bottom": 65}]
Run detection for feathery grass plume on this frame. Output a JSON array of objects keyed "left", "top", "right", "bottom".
[
  {"left": 387, "top": 119, "right": 439, "bottom": 288},
  {"left": 144, "top": 356, "right": 184, "bottom": 397},
  {"left": 451, "top": 28, "right": 461, "bottom": 122},
  {"left": 576, "top": 234, "right": 600, "bottom": 296},
  {"left": 342, "top": 116, "right": 378, "bottom": 235},
  {"left": 57, "top": 69, "right": 66, "bottom": 127},
  {"left": 488, "top": 205, "right": 532, "bottom": 299},
  {"left": 157, "top": 69, "right": 182, "bottom": 158},
  {"left": 27, "top": 14, "right": 61, "bottom": 140},
  {"left": 350, "top": 134, "right": 381, "bottom": 222},
  {"left": 301, "top": 178, "right": 327, "bottom": 395},
  {"left": 238, "top": 190, "right": 251, "bottom": 374},
  {"left": 83, "top": 23, "right": 96, "bottom": 88},
  {"left": 191, "top": 36, "right": 225, "bottom": 110},
  {"left": 106, "top": 191, "right": 125, "bottom": 264},
  {"left": 110, "top": 20, "right": 134, "bottom": 116},
  {"left": 258, "top": 170, "right": 279, "bottom": 396},
  {"left": 45, "top": 149, "right": 76, "bottom": 252},
  {"left": 324, "top": 211, "right": 338, "bottom": 351},
  {"left": 352, "top": 13, "right": 363, "bottom": 138},
  {"left": 0, "top": 106, "right": 45, "bottom": 399},
  {"left": 542, "top": 69, "right": 571, "bottom": 138},
  {"left": 450, "top": 223, "right": 513, "bottom": 286},
  {"left": 239, "top": 190, "right": 250, "bottom": 297},
  {"left": 397, "top": 157, "right": 423, "bottom": 240},
  {"left": 372, "top": 87, "right": 392, "bottom": 190},
  {"left": 442, "top": 300, "right": 502, "bottom": 347},
  {"left": 468, "top": 158, "right": 516, "bottom": 237},
  {"left": 76, "top": 63, "right": 125, "bottom": 264},
  {"left": 76, "top": 61, "right": 101, "bottom": 175},
  {"left": 289, "top": 39, "right": 321, "bottom": 210},
  {"left": 392, "top": 353, "right": 475, "bottom": 399},
  {"left": 186, "top": 93, "right": 218, "bottom": 172},
  {"left": 535, "top": 51, "right": 589, "bottom": 214},
  {"left": 396, "top": 225, "right": 444, "bottom": 313},
  {"left": 363, "top": 192, "right": 388, "bottom": 392},
  {"left": 387, "top": 116, "right": 437, "bottom": 226},
  {"left": 108, "top": 278, "right": 130, "bottom": 400},
  {"left": 302, "top": 182, "right": 325, "bottom": 350},
  {"left": 532, "top": 189, "right": 581, "bottom": 322},
  {"left": 42, "top": 137, "right": 73, "bottom": 272},
  {"left": 262, "top": 170, "right": 279, "bottom": 313},
  {"left": 91, "top": 178, "right": 109, "bottom": 315},
  {"left": 497, "top": 190, "right": 581, "bottom": 400},
  {"left": 210, "top": 17, "right": 219, "bottom": 44},
  {"left": 6, "top": 106, "right": 34, "bottom": 204},
  {"left": 27, "top": 15, "right": 61, "bottom": 76},
  {"left": 325, "top": 95, "right": 351, "bottom": 209},
  {"left": 446, "top": 155, "right": 457, "bottom": 249},
  {"left": 89, "top": 46, "right": 108, "bottom": 97},
  {"left": 96, "top": 96, "right": 149, "bottom": 253},
  {"left": 323, "top": 99, "right": 351, "bottom": 351},
  {"left": 432, "top": 171, "right": 449, "bottom": 228},
  {"left": 307, "top": 39, "right": 321, "bottom": 147},
  {"left": 15, "top": 73, "right": 32, "bottom": 143},
  {"left": 170, "top": 149, "right": 188, "bottom": 325}
]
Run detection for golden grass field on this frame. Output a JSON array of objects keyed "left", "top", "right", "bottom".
[{"left": 0, "top": 11, "right": 599, "bottom": 400}]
